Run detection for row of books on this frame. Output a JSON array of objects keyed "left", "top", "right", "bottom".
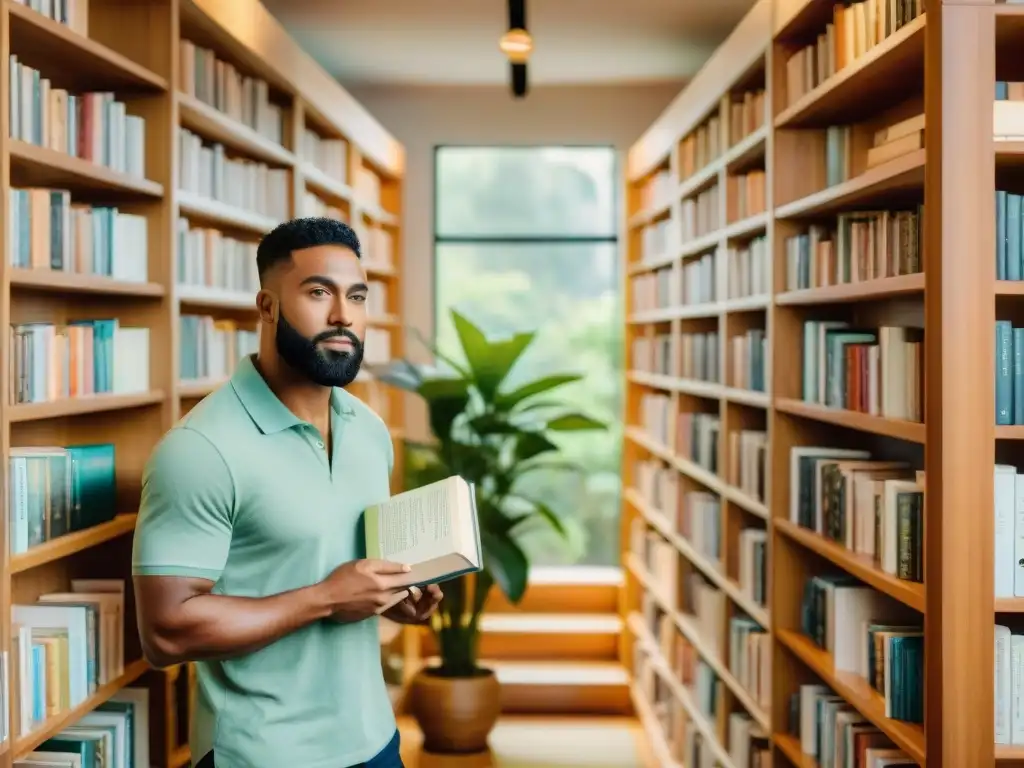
[
  {"left": 994, "top": 464, "right": 1024, "bottom": 599},
  {"left": 179, "top": 315, "right": 260, "bottom": 383},
  {"left": 639, "top": 169, "right": 674, "bottom": 214},
  {"left": 9, "top": 321, "right": 150, "bottom": 405},
  {"left": 681, "top": 184, "right": 720, "bottom": 244},
  {"left": 995, "top": 624, "right": 1024, "bottom": 744},
  {"left": 8, "top": 57, "right": 147, "bottom": 180},
  {"left": 801, "top": 321, "right": 923, "bottom": 422},
  {"left": 636, "top": 393, "right": 673, "bottom": 450},
  {"left": 680, "top": 331, "right": 721, "bottom": 383},
  {"left": 301, "top": 128, "right": 349, "bottom": 183},
  {"left": 789, "top": 446, "right": 924, "bottom": 585},
  {"left": 631, "top": 334, "right": 671, "bottom": 377},
  {"left": 679, "top": 114, "right": 723, "bottom": 181},
  {"left": 8, "top": 188, "right": 149, "bottom": 283},
  {"left": 729, "top": 428, "right": 767, "bottom": 505},
  {"left": 995, "top": 321, "right": 1024, "bottom": 426},
  {"left": 801, "top": 575, "right": 923, "bottom": 724},
  {"left": 633, "top": 540, "right": 771, "bottom": 765},
  {"left": 19, "top": 683, "right": 150, "bottom": 768},
  {"left": 303, "top": 191, "right": 348, "bottom": 223},
  {"left": 727, "top": 236, "right": 769, "bottom": 301},
  {"left": 639, "top": 217, "right": 674, "bottom": 265},
  {"left": 14, "top": 581, "right": 126, "bottom": 732},
  {"left": 13, "top": 0, "right": 88, "bottom": 34},
  {"left": 632, "top": 466, "right": 768, "bottom": 612},
  {"left": 726, "top": 89, "right": 767, "bottom": 148},
  {"left": 9, "top": 443, "right": 117, "bottom": 556},
  {"left": 354, "top": 166, "right": 383, "bottom": 211},
  {"left": 179, "top": 39, "right": 285, "bottom": 146},
  {"left": 176, "top": 219, "right": 260, "bottom": 295},
  {"left": 783, "top": 208, "right": 923, "bottom": 292},
  {"left": 997, "top": 189, "right": 1024, "bottom": 282},
  {"left": 727, "top": 170, "right": 767, "bottom": 221},
  {"left": 177, "top": 127, "right": 290, "bottom": 222},
  {"left": 782, "top": 0, "right": 923, "bottom": 110},
  {"left": 677, "top": 412, "right": 719, "bottom": 473},
  {"left": 789, "top": 682, "right": 915, "bottom": 765},
  {"left": 730, "top": 328, "right": 768, "bottom": 393}
]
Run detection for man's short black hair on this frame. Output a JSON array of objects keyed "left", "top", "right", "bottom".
[{"left": 256, "top": 217, "right": 361, "bottom": 283}]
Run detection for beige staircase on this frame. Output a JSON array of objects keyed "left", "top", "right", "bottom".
[{"left": 420, "top": 567, "right": 631, "bottom": 715}]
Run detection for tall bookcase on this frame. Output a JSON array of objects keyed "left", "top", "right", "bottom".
[
  {"left": 622, "top": 0, "right": 1007, "bottom": 764},
  {"left": 0, "top": 0, "right": 412, "bottom": 766}
]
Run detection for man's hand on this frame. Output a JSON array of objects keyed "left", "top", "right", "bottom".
[
  {"left": 383, "top": 584, "right": 443, "bottom": 625},
  {"left": 321, "top": 559, "right": 412, "bottom": 623}
]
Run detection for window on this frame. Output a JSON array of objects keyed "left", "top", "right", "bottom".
[{"left": 433, "top": 146, "right": 623, "bottom": 568}]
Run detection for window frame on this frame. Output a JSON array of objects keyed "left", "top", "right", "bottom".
[{"left": 432, "top": 144, "right": 620, "bottom": 312}]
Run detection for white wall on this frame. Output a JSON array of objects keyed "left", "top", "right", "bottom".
[{"left": 348, "top": 83, "right": 682, "bottom": 437}]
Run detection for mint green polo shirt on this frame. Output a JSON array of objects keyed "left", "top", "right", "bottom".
[{"left": 132, "top": 355, "right": 397, "bottom": 768}]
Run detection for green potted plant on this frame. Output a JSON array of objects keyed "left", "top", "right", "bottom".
[{"left": 373, "top": 309, "right": 607, "bottom": 753}]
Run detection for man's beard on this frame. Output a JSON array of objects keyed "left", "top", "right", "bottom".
[{"left": 274, "top": 309, "right": 364, "bottom": 388}]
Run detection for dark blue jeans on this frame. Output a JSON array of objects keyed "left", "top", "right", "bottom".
[{"left": 194, "top": 731, "right": 403, "bottom": 768}]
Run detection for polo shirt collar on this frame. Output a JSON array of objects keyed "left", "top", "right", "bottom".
[{"left": 231, "top": 355, "right": 352, "bottom": 434}]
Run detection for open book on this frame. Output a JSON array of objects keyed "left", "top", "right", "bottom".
[{"left": 364, "top": 475, "right": 483, "bottom": 613}]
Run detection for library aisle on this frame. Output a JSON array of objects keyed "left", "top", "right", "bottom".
[
  {"left": 621, "top": 0, "right": 1015, "bottom": 765},
  {"left": 398, "top": 717, "right": 653, "bottom": 768}
]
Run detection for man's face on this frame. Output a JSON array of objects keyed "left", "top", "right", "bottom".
[{"left": 263, "top": 244, "right": 369, "bottom": 388}]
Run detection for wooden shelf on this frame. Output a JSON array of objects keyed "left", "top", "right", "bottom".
[
  {"left": 774, "top": 150, "right": 925, "bottom": 219},
  {"left": 776, "top": 273, "right": 924, "bottom": 305},
  {"left": 10, "top": 140, "right": 164, "bottom": 198},
  {"left": 775, "top": 518, "right": 925, "bottom": 612},
  {"left": 8, "top": 391, "right": 166, "bottom": 422},
  {"left": 775, "top": 733, "right": 817, "bottom": 768},
  {"left": 177, "top": 284, "right": 256, "bottom": 310},
  {"left": 775, "top": 398, "right": 926, "bottom": 443},
  {"left": 10, "top": 269, "right": 166, "bottom": 297},
  {"left": 301, "top": 162, "right": 354, "bottom": 204},
  {"left": 178, "top": 92, "right": 295, "bottom": 167},
  {"left": 177, "top": 190, "right": 279, "bottom": 234},
  {"left": 7, "top": 1, "right": 168, "bottom": 92},
  {"left": 11, "top": 515, "right": 138, "bottom": 575}
]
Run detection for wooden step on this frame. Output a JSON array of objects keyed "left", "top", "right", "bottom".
[
  {"left": 484, "top": 566, "right": 623, "bottom": 614},
  {"left": 420, "top": 613, "right": 623, "bottom": 661},
  {"left": 418, "top": 659, "right": 633, "bottom": 715}
]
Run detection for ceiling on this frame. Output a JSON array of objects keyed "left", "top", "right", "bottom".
[{"left": 261, "top": 0, "right": 756, "bottom": 87}]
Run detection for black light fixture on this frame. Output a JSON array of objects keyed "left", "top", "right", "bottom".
[{"left": 499, "top": 0, "right": 532, "bottom": 98}]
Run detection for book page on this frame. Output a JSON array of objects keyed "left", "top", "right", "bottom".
[{"left": 377, "top": 477, "right": 457, "bottom": 564}]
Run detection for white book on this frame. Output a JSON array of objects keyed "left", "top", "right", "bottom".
[
  {"left": 110, "top": 686, "right": 151, "bottom": 768},
  {"left": 997, "top": 465, "right": 1017, "bottom": 597},
  {"left": 1012, "top": 634, "right": 1024, "bottom": 743},
  {"left": 998, "top": 624, "right": 1012, "bottom": 744},
  {"left": 1014, "top": 473, "right": 1024, "bottom": 597},
  {"left": 365, "top": 475, "right": 482, "bottom": 597},
  {"left": 12, "top": 604, "right": 89, "bottom": 706}
]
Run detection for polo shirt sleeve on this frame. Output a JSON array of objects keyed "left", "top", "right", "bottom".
[{"left": 132, "top": 427, "right": 235, "bottom": 581}]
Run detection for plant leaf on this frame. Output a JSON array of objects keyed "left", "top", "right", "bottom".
[
  {"left": 481, "top": 529, "right": 529, "bottom": 604},
  {"left": 509, "top": 496, "right": 569, "bottom": 539},
  {"left": 514, "top": 431, "right": 559, "bottom": 462},
  {"left": 495, "top": 374, "right": 582, "bottom": 410},
  {"left": 451, "top": 310, "right": 533, "bottom": 399},
  {"left": 545, "top": 413, "right": 607, "bottom": 431}
]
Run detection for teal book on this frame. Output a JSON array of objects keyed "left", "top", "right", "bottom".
[
  {"left": 363, "top": 475, "right": 482, "bottom": 605},
  {"left": 66, "top": 443, "right": 116, "bottom": 531}
]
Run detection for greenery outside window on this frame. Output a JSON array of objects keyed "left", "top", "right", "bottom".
[{"left": 431, "top": 146, "right": 623, "bottom": 568}]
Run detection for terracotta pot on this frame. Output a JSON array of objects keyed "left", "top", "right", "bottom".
[{"left": 407, "top": 666, "right": 502, "bottom": 754}]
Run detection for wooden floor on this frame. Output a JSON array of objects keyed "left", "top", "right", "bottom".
[{"left": 398, "top": 716, "right": 654, "bottom": 768}]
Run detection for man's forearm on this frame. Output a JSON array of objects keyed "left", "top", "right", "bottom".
[{"left": 146, "top": 583, "right": 333, "bottom": 666}]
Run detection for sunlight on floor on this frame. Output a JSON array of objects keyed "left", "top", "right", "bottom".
[{"left": 399, "top": 716, "right": 652, "bottom": 768}]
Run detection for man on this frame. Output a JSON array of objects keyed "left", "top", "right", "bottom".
[{"left": 132, "top": 217, "right": 441, "bottom": 768}]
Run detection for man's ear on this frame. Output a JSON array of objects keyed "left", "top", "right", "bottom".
[{"left": 256, "top": 289, "right": 277, "bottom": 325}]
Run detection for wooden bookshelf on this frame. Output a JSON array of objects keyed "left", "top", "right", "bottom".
[
  {"left": 0, "top": 0, "right": 412, "bottom": 766},
  {"left": 622, "top": 0, "right": 1001, "bottom": 764}
]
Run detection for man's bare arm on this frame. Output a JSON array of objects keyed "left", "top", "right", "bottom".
[
  {"left": 134, "top": 559, "right": 411, "bottom": 667},
  {"left": 134, "top": 576, "right": 334, "bottom": 667}
]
